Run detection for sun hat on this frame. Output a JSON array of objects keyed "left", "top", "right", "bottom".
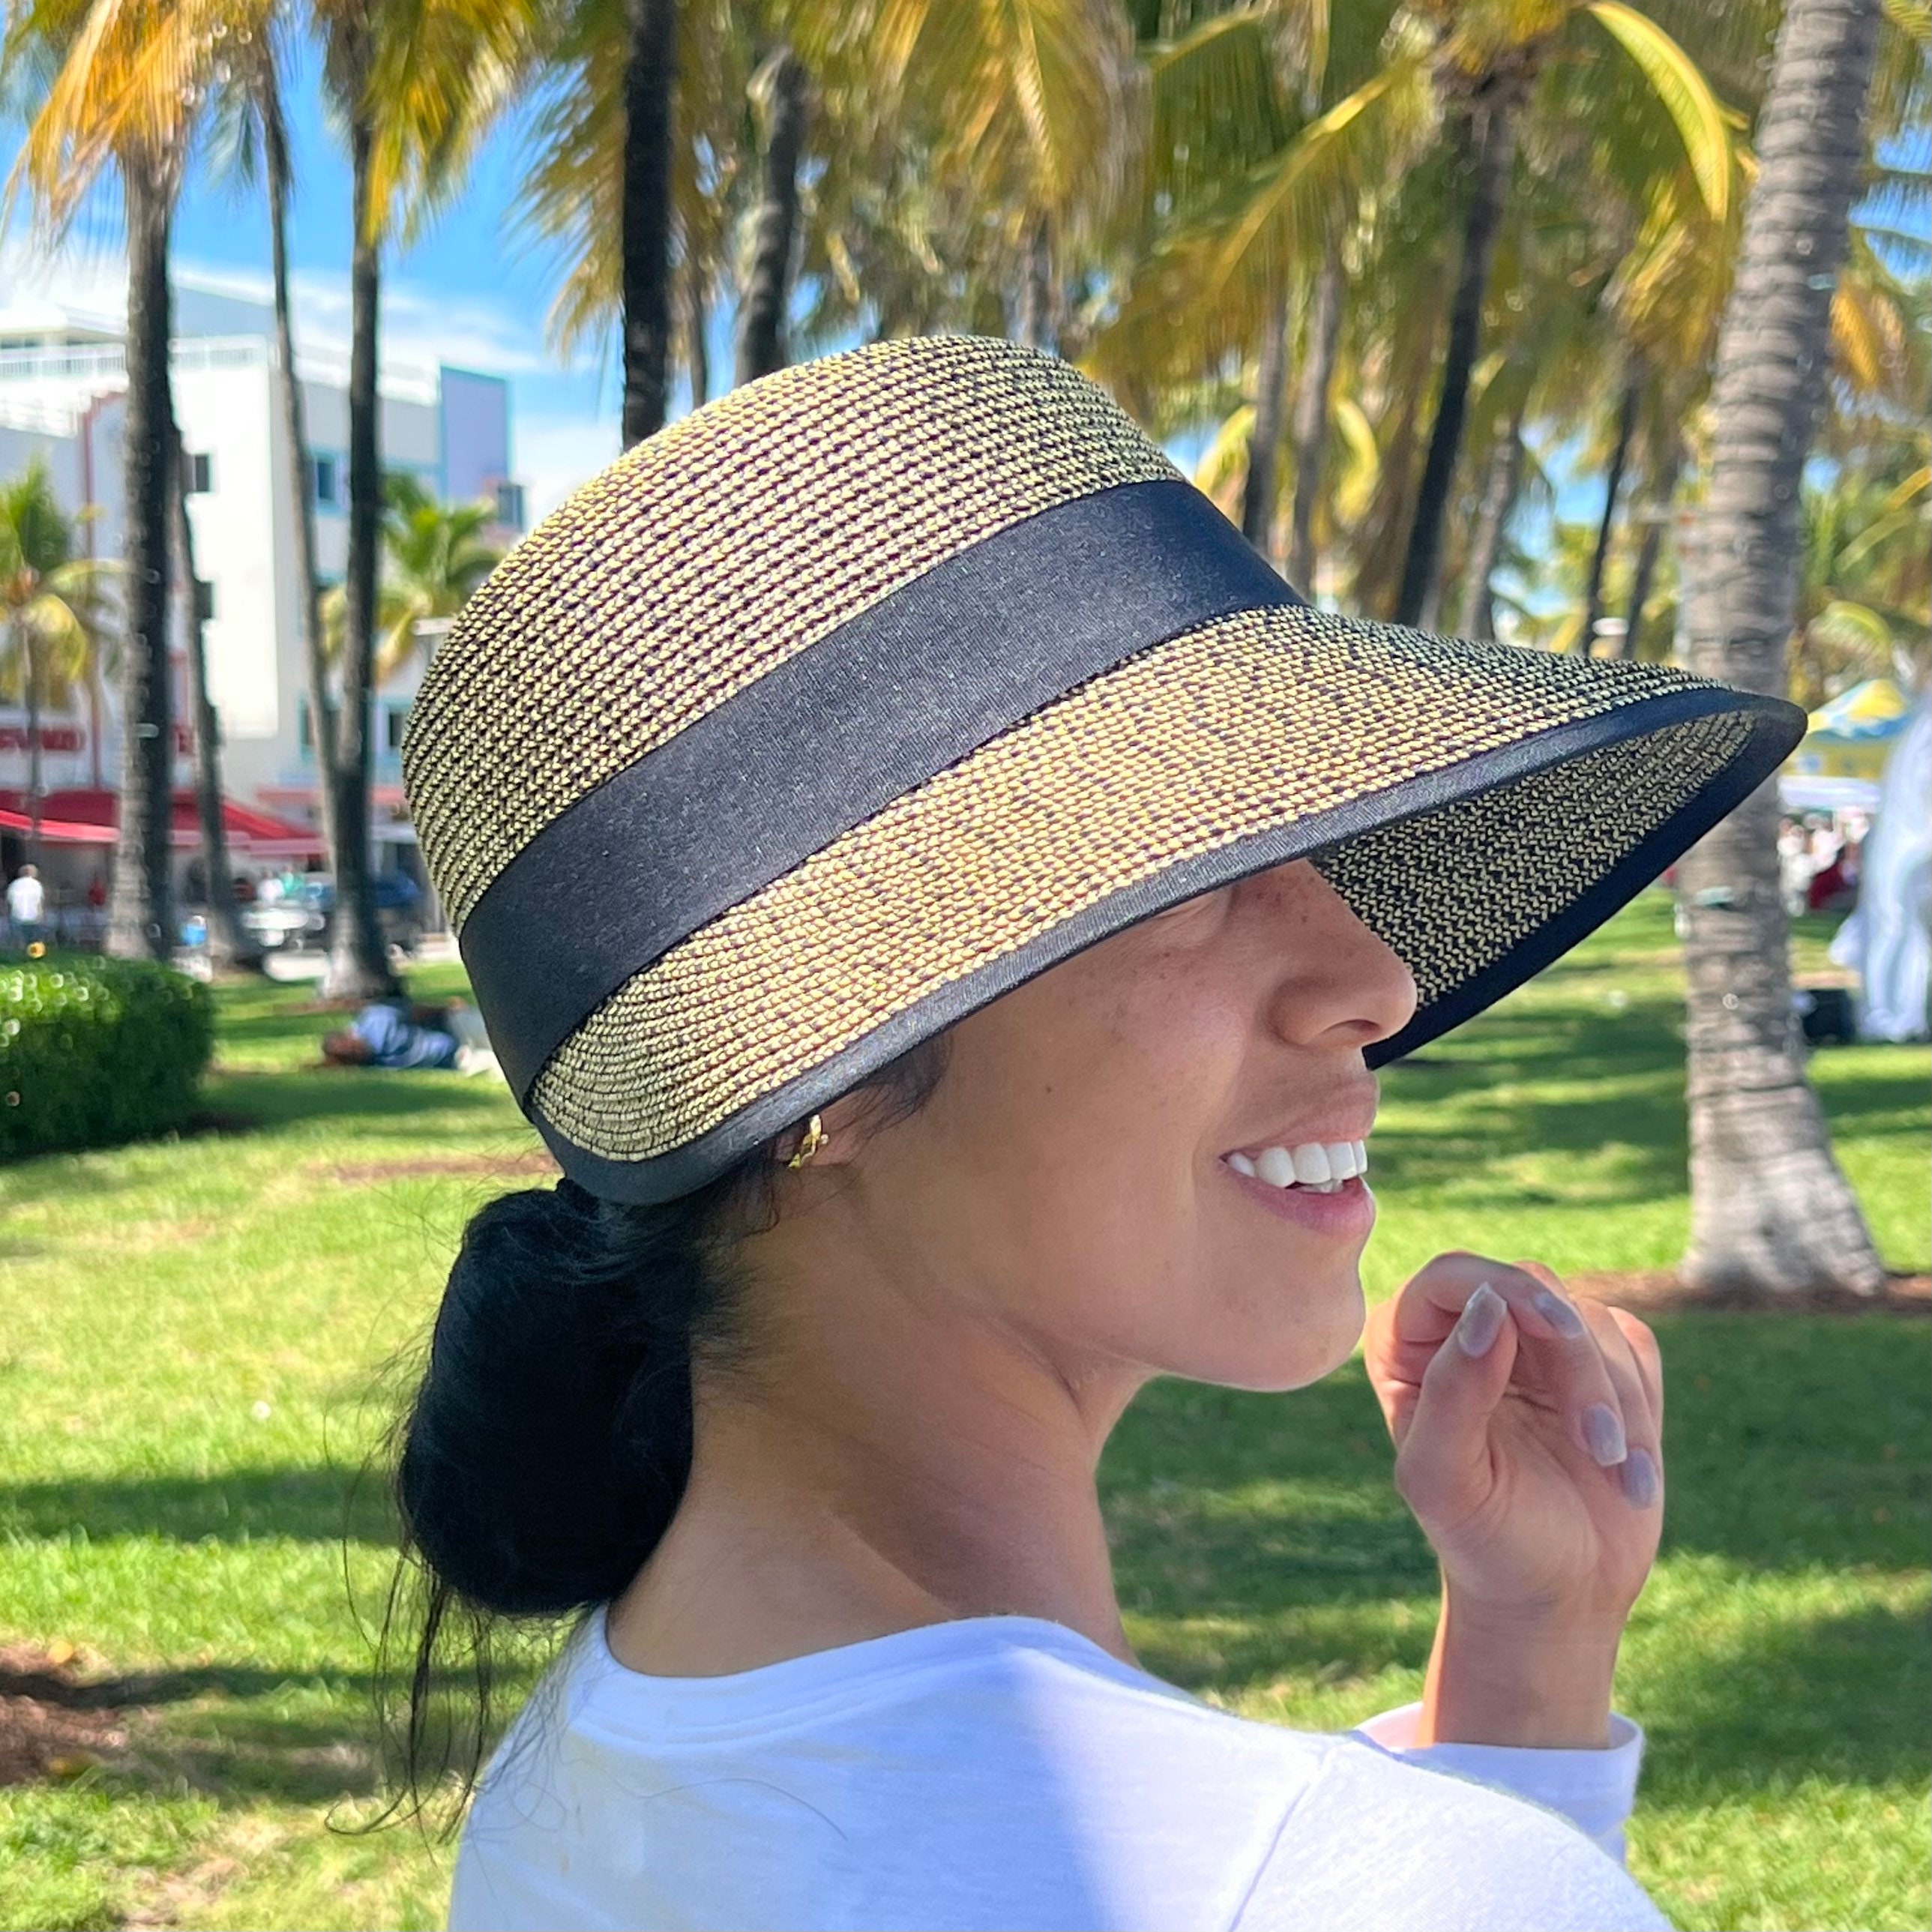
[{"left": 401, "top": 334, "right": 1802, "bottom": 1205}]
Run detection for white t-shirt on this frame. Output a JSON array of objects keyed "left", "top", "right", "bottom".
[
  {"left": 6, "top": 874, "right": 44, "bottom": 924},
  {"left": 451, "top": 1610, "right": 1671, "bottom": 1932}
]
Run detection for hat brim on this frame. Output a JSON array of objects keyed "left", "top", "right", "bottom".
[{"left": 526, "top": 604, "right": 1800, "bottom": 1203}]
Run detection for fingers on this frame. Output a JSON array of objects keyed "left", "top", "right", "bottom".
[
  {"left": 1605, "top": 1302, "right": 1664, "bottom": 1430},
  {"left": 1598, "top": 1303, "right": 1664, "bottom": 1509},
  {"left": 1386, "top": 1253, "right": 1664, "bottom": 1511},
  {"left": 1391, "top": 1281, "right": 1522, "bottom": 1522},
  {"left": 1509, "top": 1260, "right": 1663, "bottom": 1512}
]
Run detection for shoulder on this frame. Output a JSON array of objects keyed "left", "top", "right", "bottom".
[{"left": 1234, "top": 1735, "right": 1674, "bottom": 1932}]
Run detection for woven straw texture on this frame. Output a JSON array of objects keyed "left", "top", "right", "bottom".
[
  {"left": 400, "top": 332, "right": 1766, "bottom": 1182},
  {"left": 530, "top": 610, "right": 1739, "bottom": 1161},
  {"left": 405, "top": 336, "right": 1178, "bottom": 929}
]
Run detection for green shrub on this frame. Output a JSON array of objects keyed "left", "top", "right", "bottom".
[{"left": 0, "top": 953, "right": 215, "bottom": 1159}]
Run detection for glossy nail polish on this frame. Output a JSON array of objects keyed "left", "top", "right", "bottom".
[
  {"left": 1532, "top": 1286, "right": 1587, "bottom": 1338},
  {"left": 1455, "top": 1281, "right": 1508, "bottom": 1358},
  {"left": 1582, "top": 1401, "right": 1628, "bottom": 1466}
]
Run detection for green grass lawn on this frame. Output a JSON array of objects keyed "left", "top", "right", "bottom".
[{"left": 1, "top": 894, "right": 1925, "bottom": 1931}]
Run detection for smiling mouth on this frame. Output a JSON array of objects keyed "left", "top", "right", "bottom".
[{"left": 1224, "top": 1140, "right": 1368, "bottom": 1194}]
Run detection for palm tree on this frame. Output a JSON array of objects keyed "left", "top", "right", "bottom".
[
  {"left": 321, "top": 472, "right": 504, "bottom": 684},
  {"left": 0, "top": 457, "right": 114, "bottom": 864},
  {"left": 169, "top": 419, "right": 262, "bottom": 972},
  {"left": 1675, "top": 0, "right": 1889, "bottom": 1296},
  {"left": 512, "top": 0, "right": 750, "bottom": 418},
  {"left": 1089, "top": 0, "right": 1733, "bottom": 625},
  {"left": 7, "top": 0, "right": 190, "bottom": 960},
  {"left": 1790, "top": 436, "right": 1931, "bottom": 708},
  {"left": 243, "top": 22, "right": 344, "bottom": 952},
  {"left": 735, "top": 43, "right": 811, "bottom": 384},
  {"left": 1390, "top": 0, "right": 1736, "bottom": 625},
  {"left": 852, "top": 0, "right": 1140, "bottom": 350},
  {"left": 622, "top": 0, "right": 678, "bottom": 442},
  {"left": 310, "top": 0, "right": 538, "bottom": 999},
  {"left": 1284, "top": 234, "right": 1345, "bottom": 586}
]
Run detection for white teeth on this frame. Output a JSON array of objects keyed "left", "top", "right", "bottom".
[
  {"left": 1230, "top": 1137, "right": 1373, "bottom": 1191},
  {"left": 1256, "top": 1146, "right": 1297, "bottom": 1188}
]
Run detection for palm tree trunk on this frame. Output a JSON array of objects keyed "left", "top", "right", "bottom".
[
  {"left": 1580, "top": 372, "right": 1642, "bottom": 654},
  {"left": 1677, "top": 0, "right": 1885, "bottom": 1295},
  {"left": 682, "top": 259, "right": 710, "bottom": 409},
  {"left": 261, "top": 63, "right": 342, "bottom": 875},
  {"left": 24, "top": 627, "right": 43, "bottom": 869},
  {"left": 1394, "top": 90, "right": 1520, "bottom": 628},
  {"left": 324, "top": 96, "right": 398, "bottom": 1002},
  {"left": 85, "top": 660, "right": 103, "bottom": 789},
  {"left": 1619, "top": 433, "right": 1682, "bottom": 659},
  {"left": 1459, "top": 405, "right": 1525, "bottom": 641},
  {"left": 621, "top": 0, "right": 677, "bottom": 446},
  {"left": 736, "top": 46, "right": 810, "bottom": 386},
  {"left": 106, "top": 166, "right": 175, "bottom": 963},
  {"left": 1240, "top": 283, "right": 1291, "bottom": 563},
  {"left": 1017, "top": 214, "right": 1056, "bottom": 352},
  {"left": 170, "top": 419, "right": 261, "bottom": 973},
  {"left": 1285, "top": 238, "right": 1343, "bottom": 593}
]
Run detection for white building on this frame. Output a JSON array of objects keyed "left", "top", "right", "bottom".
[{"left": 0, "top": 279, "right": 523, "bottom": 915}]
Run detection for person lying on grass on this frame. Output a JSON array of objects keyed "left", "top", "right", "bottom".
[{"left": 319, "top": 998, "right": 498, "bottom": 1077}]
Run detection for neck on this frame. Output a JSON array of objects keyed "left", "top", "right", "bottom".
[{"left": 607, "top": 1228, "right": 1148, "bottom": 1678}]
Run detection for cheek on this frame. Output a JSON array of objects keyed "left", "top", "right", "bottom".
[{"left": 918, "top": 978, "right": 1223, "bottom": 1278}]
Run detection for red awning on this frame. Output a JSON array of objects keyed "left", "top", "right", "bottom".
[
  {"left": 0, "top": 809, "right": 114, "bottom": 845},
  {"left": 0, "top": 789, "right": 327, "bottom": 858}
]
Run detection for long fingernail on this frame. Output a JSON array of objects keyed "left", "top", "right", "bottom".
[
  {"left": 1622, "top": 1447, "right": 1659, "bottom": 1508},
  {"left": 1582, "top": 1402, "right": 1628, "bottom": 1466},
  {"left": 1532, "top": 1287, "right": 1588, "bottom": 1338},
  {"left": 1456, "top": 1281, "right": 1508, "bottom": 1358}
]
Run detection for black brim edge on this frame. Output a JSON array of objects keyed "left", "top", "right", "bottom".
[{"left": 536, "top": 684, "right": 1804, "bottom": 1203}]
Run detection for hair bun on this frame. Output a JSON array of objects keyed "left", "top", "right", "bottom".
[{"left": 396, "top": 1187, "right": 693, "bottom": 1616}]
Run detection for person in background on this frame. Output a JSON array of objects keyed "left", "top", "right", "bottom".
[
  {"left": 1808, "top": 814, "right": 1844, "bottom": 876},
  {"left": 320, "top": 996, "right": 499, "bottom": 1076},
  {"left": 7, "top": 864, "right": 46, "bottom": 950},
  {"left": 1778, "top": 815, "right": 1814, "bottom": 917},
  {"left": 1808, "top": 828, "right": 1862, "bottom": 916}
]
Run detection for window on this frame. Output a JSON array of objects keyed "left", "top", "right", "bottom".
[
  {"left": 193, "top": 578, "right": 215, "bottom": 622},
  {"left": 310, "top": 454, "right": 340, "bottom": 507},
  {"left": 493, "top": 481, "right": 526, "bottom": 531},
  {"left": 185, "top": 451, "right": 213, "bottom": 493},
  {"left": 385, "top": 705, "right": 410, "bottom": 753}
]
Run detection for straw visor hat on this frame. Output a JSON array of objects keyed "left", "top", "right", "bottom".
[{"left": 403, "top": 336, "right": 1800, "bottom": 1204}]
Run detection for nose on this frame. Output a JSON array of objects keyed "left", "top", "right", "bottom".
[{"left": 1250, "top": 861, "right": 1418, "bottom": 1051}]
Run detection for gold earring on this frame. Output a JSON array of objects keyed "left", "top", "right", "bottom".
[{"left": 786, "top": 1113, "right": 827, "bottom": 1168}]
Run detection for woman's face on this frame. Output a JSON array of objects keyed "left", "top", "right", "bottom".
[{"left": 813, "top": 859, "right": 1418, "bottom": 1396}]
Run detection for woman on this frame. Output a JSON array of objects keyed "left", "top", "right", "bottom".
[{"left": 394, "top": 337, "right": 1800, "bottom": 1932}]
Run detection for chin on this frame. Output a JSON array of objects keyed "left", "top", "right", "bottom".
[{"left": 1188, "top": 1269, "right": 1367, "bottom": 1393}]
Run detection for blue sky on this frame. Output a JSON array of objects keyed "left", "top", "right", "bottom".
[{"left": 5, "top": 45, "right": 640, "bottom": 522}]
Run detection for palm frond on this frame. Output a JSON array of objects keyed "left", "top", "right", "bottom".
[{"left": 1580, "top": 0, "right": 1731, "bottom": 221}]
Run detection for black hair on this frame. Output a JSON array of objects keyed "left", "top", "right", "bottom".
[{"left": 373, "top": 1031, "right": 951, "bottom": 1826}]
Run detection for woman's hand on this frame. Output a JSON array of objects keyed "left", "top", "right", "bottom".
[{"left": 1360, "top": 1253, "right": 1665, "bottom": 1745}]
